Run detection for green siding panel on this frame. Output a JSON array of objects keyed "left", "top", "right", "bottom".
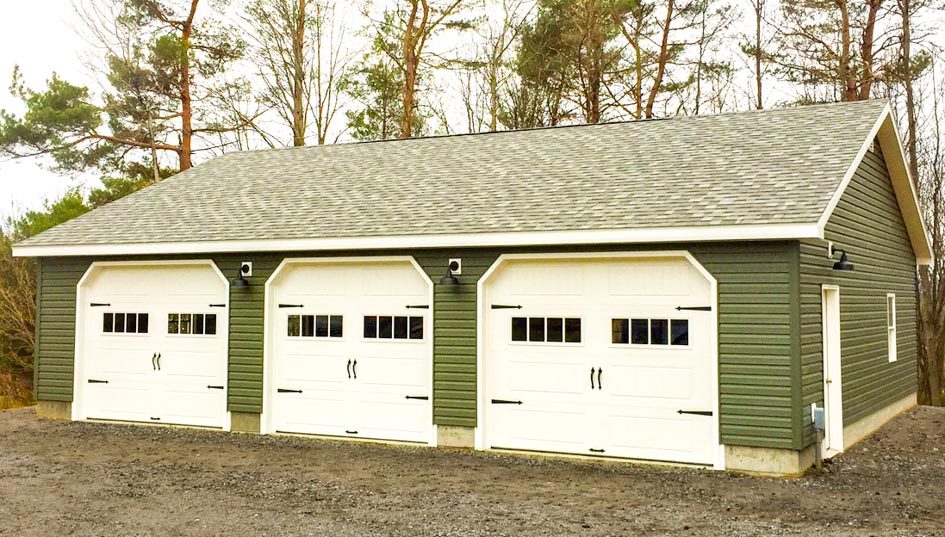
[{"left": 798, "top": 145, "right": 918, "bottom": 448}]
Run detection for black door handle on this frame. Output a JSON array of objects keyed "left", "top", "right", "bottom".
[
  {"left": 345, "top": 430, "right": 358, "bottom": 435},
  {"left": 597, "top": 368, "right": 602, "bottom": 390},
  {"left": 156, "top": 353, "right": 161, "bottom": 371},
  {"left": 590, "top": 367, "right": 596, "bottom": 389},
  {"left": 352, "top": 359, "right": 357, "bottom": 379},
  {"left": 589, "top": 448, "right": 605, "bottom": 453},
  {"left": 347, "top": 359, "right": 352, "bottom": 379},
  {"left": 151, "top": 353, "right": 157, "bottom": 371}
]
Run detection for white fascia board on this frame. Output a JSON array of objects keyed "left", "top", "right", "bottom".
[
  {"left": 817, "top": 104, "right": 934, "bottom": 266},
  {"left": 12, "top": 223, "right": 822, "bottom": 258}
]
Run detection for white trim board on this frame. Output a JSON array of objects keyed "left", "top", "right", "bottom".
[{"left": 14, "top": 223, "right": 821, "bottom": 258}]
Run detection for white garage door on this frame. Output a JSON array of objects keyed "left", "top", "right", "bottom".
[
  {"left": 76, "top": 262, "right": 229, "bottom": 428},
  {"left": 482, "top": 254, "right": 718, "bottom": 465},
  {"left": 268, "top": 258, "right": 433, "bottom": 443}
]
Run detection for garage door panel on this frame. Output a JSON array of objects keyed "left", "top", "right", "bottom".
[
  {"left": 270, "top": 259, "right": 432, "bottom": 443},
  {"left": 78, "top": 263, "right": 228, "bottom": 429},
  {"left": 485, "top": 255, "right": 717, "bottom": 465}
]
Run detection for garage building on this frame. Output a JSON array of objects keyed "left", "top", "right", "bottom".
[{"left": 14, "top": 100, "right": 932, "bottom": 475}]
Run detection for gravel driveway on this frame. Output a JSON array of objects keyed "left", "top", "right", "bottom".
[{"left": 1, "top": 406, "right": 943, "bottom": 536}]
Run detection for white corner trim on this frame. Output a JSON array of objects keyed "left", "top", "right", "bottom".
[
  {"left": 13, "top": 223, "right": 823, "bottom": 258},
  {"left": 817, "top": 105, "right": 934, "bottom": 265}
]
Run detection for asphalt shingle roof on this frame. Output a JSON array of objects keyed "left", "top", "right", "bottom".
[{"left": 17, "top": 100, "right": 887, "bottom": 248}]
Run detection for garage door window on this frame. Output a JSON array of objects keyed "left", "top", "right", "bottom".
[
  {"left": 168, "top": 313, "right": 218, "bottom": 336},
  {"left": 612, "top": 318, "right": 688, "bottom": 346},
  {"left": 512, "top": 317, "right": 581, "bottom": 343},
  {"left": 287, "top": 314, "right": 343, "bottom": 338},
  {"left": 363, "top": 315, "right": 423, "bottom": 340},
  {"left": 103, "top": 312, "right": 149, "bottom": 334}
]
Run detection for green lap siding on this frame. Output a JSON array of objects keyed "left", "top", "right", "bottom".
[
  {"left": 35, "top": 243, "right": 797, "bottom": 448},
  {"left": 798, "top": 145, "right": 918, "bottom": 448}
]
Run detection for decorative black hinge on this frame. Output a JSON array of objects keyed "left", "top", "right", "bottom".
[
  {"left": 405, "top": 305, "right": 430, "bottom": 309},
  {"left": 676, "top": 306, "right": 712, "bottom": 311},
  {"left": 277, "top": 388, "right": 303, "bottom": 394},
  {"left": 405, "top": 395, "right": 429, "bottom": 400},
  {"left": 90, "top": 302, "right": 111, "bottom": 307},
  {"left": 278, "top": 304, "right": 304, "bottom": 308},
  {"left": 209, "top": 303, "right": 226, "bottom": 308},
  {"left": 207, "top": 385, "right": 225, "bottom": 390},
  {"left": 491, "top": 399, "right": 523, "bottom": 405},
  {"left": 677, "top": 410, "right": 713, "bottom": 416},
  {"left": 87, "top": 379, "right": 109, "bottom": 384},
  {"left": 491, "top": 304, "right": 522, "bottom": 310}
]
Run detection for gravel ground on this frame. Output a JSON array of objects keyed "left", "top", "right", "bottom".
[{"left": 1, "top": 406, "right": 944, "bottom": 536}]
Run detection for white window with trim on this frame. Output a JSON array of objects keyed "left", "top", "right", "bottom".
[{"left": 887, "top": 293, "right": 897, "bottom": 362}]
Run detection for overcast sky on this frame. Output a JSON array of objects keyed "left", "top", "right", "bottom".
[{"left": 0, "top": 0, "right": 96, "bottom": 220}]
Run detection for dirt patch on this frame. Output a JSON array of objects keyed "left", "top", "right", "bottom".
[{"left": 1, "top": 406, "right": 944, "bottom": 536}]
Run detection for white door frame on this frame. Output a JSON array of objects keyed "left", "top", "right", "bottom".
[
  {"left": 476, "top": 250, "right": 724, "bottom": 469},
  {"left": 260, "top": 256, "right": 436, "bottom": 445},
  {"left": 821, "top": 285, "right": 844, "bottom": 455},
  {"left": 72, "top": 259, "right": 231, "bottom": 430}
]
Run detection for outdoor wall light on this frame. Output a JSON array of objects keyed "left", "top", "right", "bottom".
[
  {"left": 832, "top": 249, "right": 854, "bottom": 271},
  {"left": 439, "top": 260, "right": 461, "bottom": 285},
  {"left": 233, "top": 263, "right": 251, "bottom": 287}
]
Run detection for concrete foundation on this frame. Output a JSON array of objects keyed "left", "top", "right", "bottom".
[
  {"left": 724, "top": 444, "right": 817, "bottom": 477},
  {"left": 36, "top": 400, "right": 72, "bottom": 420},
  {"left": 436, "top": 425, "right": 475, "bottom": 448},
  {"left": 230, "top": 411, "right": 261, "bottom": 434},
  {"left": 843, "top": 392, "right": 917, "bottom": 450}
]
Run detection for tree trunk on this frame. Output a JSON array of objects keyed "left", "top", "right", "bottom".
[
  {"left": 836, "top": 0, "right": 856, "bottom": 101},
  {"left": 177, "top": 0, "right": 200, "bottom": 171},
  {"left": 858, "top": 0, "right": 882, "bottom": 100},
  {"left": 754, "top": 0, "right": 763, "bottom": 109},
  {"left": 900, "top": 0, "right": 919, "bottom": 180},
  {"left": 645, "top": 0, "right": 674, "bottom": 119},
  {"left": 292, "top": 0, "right": 308, "bottom": 146}
]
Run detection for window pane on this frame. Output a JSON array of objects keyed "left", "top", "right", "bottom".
[
  {"left": 114, "top": 313, "right": 126, "bottom": 333},
  {"left": 409, "top": 316, "right": 423, "bottom": 340},
  {"left": 631, "top": 319, "right": 648, "bottom": 344},
  {"left": 528, "top": 317, "right": 545, "bottom": 342},
  {"left": 299, "top": 315, "right": 313, "bottom": 337},
  {"left": 671, "top": 319, "right": 689, "bottom": 346},
  {"left": 546, "top": 318, "right": 563, "bottom": 342},
  {"left": 379, "top": 316, "right": 393, "bottom": 338},
  {"left": 138, "top": 313, "right": 149, "bottom": 334},
  {"left": 394, "top": 316, "right": 408, "bottom": 339},
  {"left": 179, "top": 314, "right": 192, "bottom": 335},
  {"left": 565, "top": 318, "right": 581, "bottom": 343},
  {"left": 287, "top": 315, "right": 301, "bottom": 337},
  {"left": 330, "top": 316, "right": 343, "bottom": 338},
  {"left": 887, "top": 296, "right": 895, "bottom": 328},
  {"left": 168, "top": 313, "right": 179, "bottom": 334},
  {"left": 193, "top": 313, "right": 205, "bottom": 335},
  {"left": 103, "top": 313, "right": 114, "bottom": 333},
  {"left": 205, "top": 314, "right": 216, "bottom": 335},
  {"left": 315, "top": 315, "right": 328, "bottom": 337},
  {"left": 363, "top": 316, "right": 377, "bottom": 338},
  {"left": 612, "top": 319, "right": 629, "bottom": 344},
  {"left": 651, "top": 319, "right": 669, "bottom": 345},
  {"left": 511, "top": 317, "right": 527, "bottom": 341},
  {"left": 126, "top": 313, "right": 137, "bottom": 333}
]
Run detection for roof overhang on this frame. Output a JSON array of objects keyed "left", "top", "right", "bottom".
[
  {"left": 12, "top": 222, "right": 822, "bottom": 258},
  {"left": 817, "top": 103, "right": 934, "bottom": 266}
]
